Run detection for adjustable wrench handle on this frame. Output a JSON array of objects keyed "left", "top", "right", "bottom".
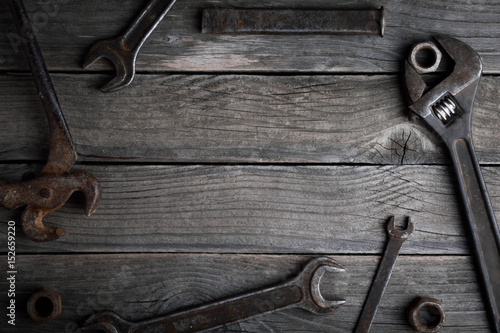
[
  {"left": 8, "top": 0, "right": 76, "bottom": 174},
  {"left": 449, "top": 137, "right": 500, "bottom": 332},
  {"left": 121, "top": 0, "right": 177, "bottom": 55}
]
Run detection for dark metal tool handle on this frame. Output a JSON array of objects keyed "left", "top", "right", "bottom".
[
  {"left": 122, "top": 0, "right": 177, "bottom": 53},
  {"left": 7, "top": 0, "right": 76, "bottom": 174},
  {"left": 130, "top": 285, "right": 302, "bottom": 333},
  {"left": 354, "top": 237, "right": 406, "bottom": 333},
  {"left": 450, "top": 138, "right": 500, "bottom": 331}
]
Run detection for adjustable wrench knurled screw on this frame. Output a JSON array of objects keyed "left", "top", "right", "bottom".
[
  {"left": 82, "top": 257, "right": 345, "bottom": 333},
  {"left": 355, "top": 216, "right": 414, "bottom": 333}
]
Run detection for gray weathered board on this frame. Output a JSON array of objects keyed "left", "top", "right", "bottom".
[
  {"left": 0, "top": 254, "right": 490, "bottom": 332},
  {"left": 1, "top": 0, "right": 500, "bottom": 332},
  {"left": 0, "top": 0, "right": 500, "bottom": 73},
  {"left": 1, "top": 163, "right": 499, "bottom": 254},
  {"left": 1, "top": 74, "right": 500, "bottom": 164}
]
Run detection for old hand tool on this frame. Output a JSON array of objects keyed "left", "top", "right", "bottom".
[
  {"left": 27, "top": 288, "right": 62, "bottom": 323},
  {"left": 2, "top": 0, "right": 101, "bottom": 242},
  {"left": 83, "top": 0, "right": 177, "bottom": 92},
  {"left": 405, "top": 35, "right": 500, "bottom": 332},
  {"left": 355, "top": 216, "right": 414, "bottom": 333},
  {"left": 407, "top": 296, "right": 446, "bottom": 333},
  {"left": 82, "top": 257, "right": 345, "bottom": 333},
  {"left": 202, "top": 8, "right": 385, "bottom": 37}
]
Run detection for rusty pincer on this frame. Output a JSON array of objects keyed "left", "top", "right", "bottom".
[{"left": 0, "top": 0, "right": 101, "bottom": 242}]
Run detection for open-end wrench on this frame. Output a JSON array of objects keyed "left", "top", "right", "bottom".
[
  {"left": 82, "top": 257, "right": 345, "bottom": 333},
  {"left": 355, "top": 216, "right": 414, "bottom": 333},
  {"left": 405, "top": 36, "right": 500, "bottom": 332},
  {"left": 83, "top": 0, "right": 178, "bottom": 92},
  {"left": 1, "top": 0, "right": 101, "bottom": 242}
]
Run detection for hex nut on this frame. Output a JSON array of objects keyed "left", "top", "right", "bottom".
[
  {"left": 409, "top": 41, "right": 442, "bottom": 74},
  {"left": 27, "top": 288, "right": 62, "bottom": 323},
  {"left": 407, "top": 296, "right": 446, "bottom": 332}
]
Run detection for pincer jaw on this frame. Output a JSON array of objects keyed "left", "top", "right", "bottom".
[{"left": 1, "top": 171, "right": 102, "bottom": 242}]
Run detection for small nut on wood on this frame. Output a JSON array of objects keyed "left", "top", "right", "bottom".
[
  {"left": 27, "top": 288, "right": 62, "bottom": 323},
  {"left": 409, "top": 41, "right": 442, "bottom": 74},
  {"left": 407, "top": 296, "right": 446, "bottom": 332}
]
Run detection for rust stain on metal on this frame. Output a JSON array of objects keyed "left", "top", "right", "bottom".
[
  {"left": 27, "top": 288, "right": 62, "bottom": 323},
  {"left": 2, "top": 0, "right": 101, "bottom": 242},
  {"left": 407, "top": 296, "right": 446, "bottom": 332},
  {"left": 202, "top": 8, "right": 385, "bottom": 36}
]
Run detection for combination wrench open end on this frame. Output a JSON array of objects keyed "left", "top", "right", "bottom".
[
  {"left": 82, "top": 257, "right": 345, "bottom": 333},
  {"left": 405, "top": 36, "right": 500, "bottom": 332},
  {"left": 1, "top": 0, "right": 102, "bottom": 242},
  {"left": 83, "top": 0, "right": 177, "bottom": 93}
]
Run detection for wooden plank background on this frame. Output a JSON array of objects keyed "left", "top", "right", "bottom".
[{"left": 0, "top": 0, "right": 499, "bottom": 332}]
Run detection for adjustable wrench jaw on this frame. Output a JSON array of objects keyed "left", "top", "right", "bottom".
[{"left": 405, "top": 35, "right": 483, "bottom": 145}]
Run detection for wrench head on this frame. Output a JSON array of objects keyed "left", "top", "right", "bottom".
[
  {"left": 0, "top": 171, "right": 101, "bottom": 242},
  {"left": 83, "top": 38, "right": 136, "bottom": 93},
  {"left": 404, "top": 36, "right": 482, "bottom": 134},
  {"left": 387, "top": 216, "right": 414, "bottom": 239},
  {"left": 82, "top": 311, "right": 133, "bottom": 333},
  {"left": 295, "top": 257, "right": 346, "bottom": 314}
]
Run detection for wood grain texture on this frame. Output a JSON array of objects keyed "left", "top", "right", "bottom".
[
  {"left": 0, "top": 0, "right": 500, "bottom": 73},
  {"left": 1, "top": 74, "right": 500, "bottom": 164},
  {"left": 2, "top": 164, "right": 499, "bottom": 254},
  {"left": 0, "top": 254, "right": 489, "bottom": 332}
]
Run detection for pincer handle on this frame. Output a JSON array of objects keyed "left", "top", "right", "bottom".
[
  {"left": 449, "top": 137, "right": 500, "bottom": 331},
  {"left": 8, "top": 0, "right": 77, "bottom": 174}
]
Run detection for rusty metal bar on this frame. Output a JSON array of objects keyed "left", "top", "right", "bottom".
[{"left": 202, "top": 8, "right": 385, "bottom": 36}]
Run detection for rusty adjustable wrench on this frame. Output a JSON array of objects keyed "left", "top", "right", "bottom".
[
  {"left": 355, "top": 216, "right": 414, "bottom": 333},
  {"left": 405, "top": 36, "right": 500, "bottom": 332},
  {"left": 82, "top": 257, "right": 345, "bottom": 333},
  {"left": 1, "top": 0, "right": 101, "bottom": 242},
  {"left": 83, "top": 0, "right": 178, "bottom": 92}
]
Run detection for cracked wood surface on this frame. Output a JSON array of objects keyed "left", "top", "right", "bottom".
[
  {"left": 0, "top": 254, "right": 489, "bottom": 332},
  {"left": 1, "top": 163, "right": 499, "bottom": 254},
  {"left": 1, "top": 0, "right": 500, "bottom": 332},
  {"left": 0, "top": 0, "right": 500, "bottom": 73},
  {"left": 1, "top": 74, "right": 500, "bottom": 164}
]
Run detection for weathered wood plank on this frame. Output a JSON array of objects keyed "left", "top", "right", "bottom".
[
  {"left": 0, "top": 254, "right": 489, "bottom": 332},
  {"left": 0, "top": 0, "right": 500, "bottom": 73},
  {"left": 2, "top": 164, "right": 499, "bottom": 254},
  {"left": 1, "top": 74, "right": 500, "bottom": 164}
]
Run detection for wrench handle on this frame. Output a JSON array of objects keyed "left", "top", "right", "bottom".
[
  {"left": 355, "top": 236, "right": 406, "bottom": 333},
  {"left": 122, "top": 0, "right": 177, "bottom": 54},
  {"left": 130, "top": 285, "right": 302, "bottom": 333},
  {"left": 450, "top": 138, "right": 500, "bottom": 332},
  {"left": 8, "top": 0, "right": 76, "bottom": 174}
]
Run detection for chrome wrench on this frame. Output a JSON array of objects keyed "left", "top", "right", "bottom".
[
  {"left": 405, "top": 35, "right": 500, "bottom": 332},
  {"left": 355, "top": 216, "right": 414, "bottom": 332},
  {"left": 83, "top": 0, "right": 178, "bottom": 92},
  {"left": 82, "top": 257, "right": 345, "bottom": 333}
]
